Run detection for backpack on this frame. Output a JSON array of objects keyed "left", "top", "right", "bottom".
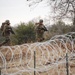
[{"left": 1, "top": 22, "right": 5, "bottom": 31}]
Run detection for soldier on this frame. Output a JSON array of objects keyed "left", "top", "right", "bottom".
[
  {"left": 35, "top": 19, "right": 48, "bottom": 42},
  {"left": 0, "top": 20, "right": 15, "bottom": 46}
]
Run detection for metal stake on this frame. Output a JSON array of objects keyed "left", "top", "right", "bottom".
[
  {"left": 0, "top": 68, "right": 1, "bottom": 75},
  {"left": 66, "top": 53, "right": 69, "bottom": 75},
  {"left": 34, "top": 51, "right": 36, "bottom": 75}
]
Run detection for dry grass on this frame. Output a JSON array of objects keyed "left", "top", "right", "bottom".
[{"left": 0, "top": 40, "right": 75, "bottom": 75}]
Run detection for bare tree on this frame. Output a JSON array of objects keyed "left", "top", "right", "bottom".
[
  {"left": 27, "top": 0, "right": 75, "bottom": 25},
  {"left": 52, "top": 0, "right": 75, "bottom": 25}
]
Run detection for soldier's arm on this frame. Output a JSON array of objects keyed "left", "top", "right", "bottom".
[
  {"left": 11, "top": 30, "right": 15, "bottom": 34},
  {"left": 10, "top": 27, "right": 15, "bottom": 34},
  {"left": 3, "top": 25, "right": 7, "bottom": 32},
  {"left": 2, "top": 25, "right": 7, "bottom": 35}
]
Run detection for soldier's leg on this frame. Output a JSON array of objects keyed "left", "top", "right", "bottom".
[
  {"left": 36, "top": 33, "right": 39, "bottom": 42},
  {"left": 6, "top": 38, "right": 10, "bottom": 46},
  {"left": 39, "top": 33, "right": 44, "bottom": 42},
  {"left": 0, "top": 37, "right": 10, "bottom": 46},
  {"left": 36, "top": 33, "right": 44, "bottom": 42},
  {"left": 37, "top": 35, "right": 41, "bottom": 42}
]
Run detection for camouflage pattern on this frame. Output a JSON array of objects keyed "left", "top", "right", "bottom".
[
  {"left": 0, "top": 20, "right": 15, "bottom": 46},
  {"left": 35, "top": 23, "right": 47, "bottom": 42}
]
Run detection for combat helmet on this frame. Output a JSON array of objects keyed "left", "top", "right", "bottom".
[
  {"left": 5, "top": 20, "right": 10, "bottom": 24},
  {"left": 39, "top": 19, "right": 43, "bottom": 23}
]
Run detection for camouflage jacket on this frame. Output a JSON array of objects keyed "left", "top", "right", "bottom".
[
  {"left": 35, "top": 24, "right": 47, "bottom": 34},
  {"left": 2, "top": 24, "right": 15, "bottom": 37}
]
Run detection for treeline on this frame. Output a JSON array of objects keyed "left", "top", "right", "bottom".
[
  {"left": 0, "top": 20, "right": 75, "bottom": 45},
  {"left": 48, "top": 21, "right": 74, "bottom": 38}
]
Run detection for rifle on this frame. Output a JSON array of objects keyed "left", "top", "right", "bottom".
[{"left": 38, "top": 26, "right": 48, "bottom": 31}]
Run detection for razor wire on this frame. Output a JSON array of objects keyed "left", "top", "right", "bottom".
[{"left": 0, "top": 32, "right": 75, "bottom": 75}]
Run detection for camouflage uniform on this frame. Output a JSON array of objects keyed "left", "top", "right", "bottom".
[
  {"left": 35, "top": 19, "right": 47, "bottom": 42},
  {"left": 0, "top": 20, "right": 15, "bottom": 46}
]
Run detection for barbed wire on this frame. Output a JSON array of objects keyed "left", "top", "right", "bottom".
[{"left": 0, "top": 32, "right": 75, "bottom": 75}]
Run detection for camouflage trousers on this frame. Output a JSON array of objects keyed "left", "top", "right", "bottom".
[
  {"left": 36, "top": 33, "right": 44, "bottom": 42},
  {"left": 0, "top": 36, "right": 11, "bottom": 46}
]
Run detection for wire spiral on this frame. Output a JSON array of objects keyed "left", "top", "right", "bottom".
[{"left": 0, "top": 32, "right": 75, "bottom": 75}]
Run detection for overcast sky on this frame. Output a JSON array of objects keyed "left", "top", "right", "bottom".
[{"left": 0, "top": 0, "right": 50, "bottom": 26}]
